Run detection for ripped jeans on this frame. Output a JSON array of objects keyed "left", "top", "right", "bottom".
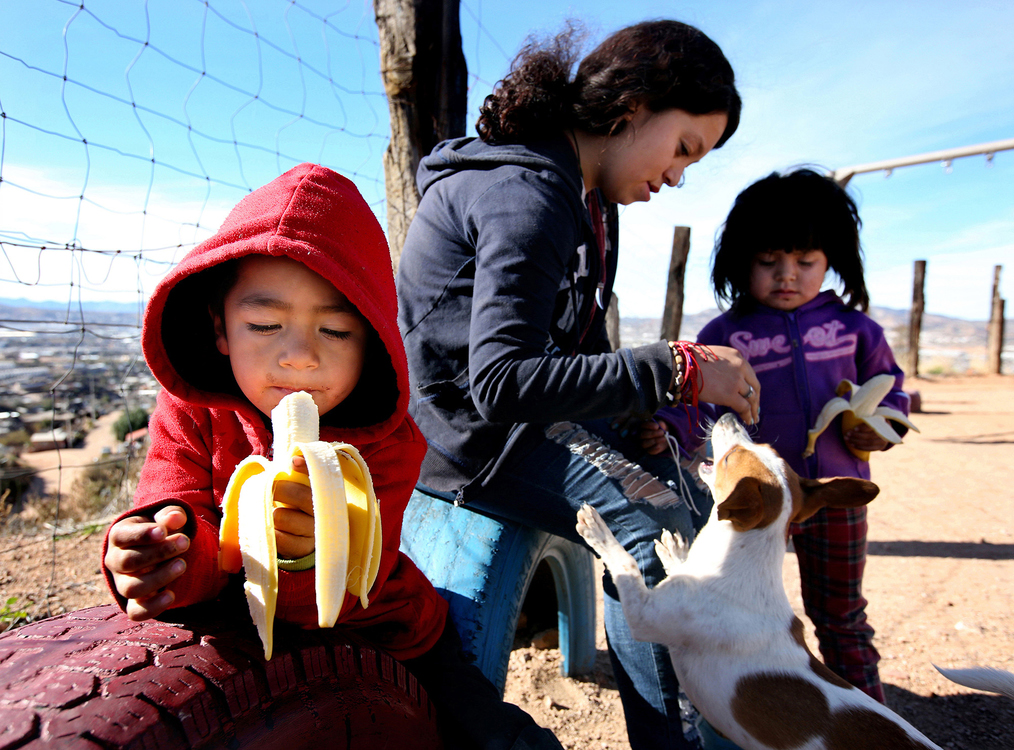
[{"left": 465, "top": 419, "right": 714, "bottom": 750}]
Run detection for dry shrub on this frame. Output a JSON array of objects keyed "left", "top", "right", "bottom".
[
  {"left": 4, "top": 446, "right": 146, "bottom": 535},
  {"left": 68, "top": 445, "right": 147, "bottom": 521}
]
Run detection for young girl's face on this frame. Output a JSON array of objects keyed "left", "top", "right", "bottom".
[
  {"left": 213, "top": 255, "right": 368, "bottom": 418},
  {"left": 749, "top": 249, "right": 828, "bottom": 311}
]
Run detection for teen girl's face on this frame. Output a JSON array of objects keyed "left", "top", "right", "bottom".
[
  {"left": 749, "top": 249, "right": 829, "bottom": 312},
  {"left": 588, "top": 106, "right": 727, "bottom": 206},
  {"left": 213, "top": 255, "right": 368, "bottom": 418}
]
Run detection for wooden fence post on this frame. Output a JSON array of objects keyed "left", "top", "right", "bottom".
[
  {"left": 660, "top": 227, "right": 691, "bottom": 342},
  {"left": 988, "top": 265, "right": 1005, "bottom": 375},
  {"left": 374, "top": 0, "right": 467, "bottom": 271},
  {"left": 908, "top": 260, "right": 926, "bottom": 377},
  {"left": 605, "top": 293, "right": 621, "bottom": 351}
]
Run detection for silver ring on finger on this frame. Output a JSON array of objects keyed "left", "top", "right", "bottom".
[{"left": 742, "top": 385, "right": 755, "bottom": 400}]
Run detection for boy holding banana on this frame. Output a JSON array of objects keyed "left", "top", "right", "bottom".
[{"left": 102, "top": 163, "right": 561, "bottom": 749}]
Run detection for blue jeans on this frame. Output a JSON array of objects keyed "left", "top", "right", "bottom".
[{"left": 465, "top": 420, "right": 714, "bottom": 750}]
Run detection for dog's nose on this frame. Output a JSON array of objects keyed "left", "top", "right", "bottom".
[
  {"left": 716, "top": 413, "right": 738, "bottom": 427},
  {"left": 714, "top": 412, "right": 752, "bottom": 442}
]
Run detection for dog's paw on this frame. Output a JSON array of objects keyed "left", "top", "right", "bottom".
[
  {"left": 576, "top": 503, "right": 614, "bottom": 558},
  {"left": 576, "top": 504, "right": 640, "bottom": 577},
  {"left": 654, "top": 528, "right": 689, "bottom": 574}
]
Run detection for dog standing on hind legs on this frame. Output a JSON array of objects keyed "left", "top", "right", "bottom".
[{"left": 576, "top": 412, "right": 942, "bottom": 750}]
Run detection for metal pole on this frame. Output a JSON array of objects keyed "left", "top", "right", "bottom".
[{"left": 831, "top": 138, "right": 1014, "bottom": 186}]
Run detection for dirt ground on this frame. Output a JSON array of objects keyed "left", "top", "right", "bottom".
[{"left": 2, "top": 375, "right": 1012, "bottom": 748}]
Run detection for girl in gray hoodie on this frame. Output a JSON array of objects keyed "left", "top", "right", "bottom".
[{"left": 398, "top": 20, "right": 759, "bottom": 749}]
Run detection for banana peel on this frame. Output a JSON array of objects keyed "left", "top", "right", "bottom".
[
  {"left": 218, "top": 391, "right": 381, "bottom": 659},
  {"left": 804, "top": 374, "right": 920, "bottom": 461}
]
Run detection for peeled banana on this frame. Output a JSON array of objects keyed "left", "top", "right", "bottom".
[
  {"left": 218, "top": 391, "right": 381, "bottom": 659},
  {"left": 804, "top": 374, "right": 919, "bottom": 461}
]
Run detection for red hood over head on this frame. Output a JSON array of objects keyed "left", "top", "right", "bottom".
[{"left": 143, "top": 163, "right": 406, "bottom": 444}]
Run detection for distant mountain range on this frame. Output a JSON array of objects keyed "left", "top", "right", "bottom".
[
  {"left": 620, "top": 306, "right": 1009, "bottom": 351},
  {"left": 0, "top": 298, "right": 143, "bottom": 328},
  {"left": 0, "top": 298, "right": 142, "bottom": 314}
]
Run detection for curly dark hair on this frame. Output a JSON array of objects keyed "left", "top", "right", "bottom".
[
  {"left": 712, "top": 167, "right": 870, "bottom": 314},
  {"left": 476, "top": 19, "right": 741, "bottom": 146}
]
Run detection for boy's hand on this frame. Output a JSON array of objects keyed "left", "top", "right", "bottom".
[
  {"left": 638, "top": 419, "right": 671, "bottom": 456},
  {"left": 273, "top": 454, "right": 315, "bottom": 560},
  {"left": 844, "top": 422, "right": 891, "bottom": 454},
  {"left": 104, "top": 505, "right": 189, "bottom": 621}
]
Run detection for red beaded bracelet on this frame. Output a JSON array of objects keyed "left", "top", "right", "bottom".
[{"left": 665, "top": 341, "right": 715, "bottom": 407}]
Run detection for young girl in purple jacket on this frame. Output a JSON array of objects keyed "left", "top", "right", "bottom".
[{"left": 656, "top": 167, "right": 913, "bottom": 704}]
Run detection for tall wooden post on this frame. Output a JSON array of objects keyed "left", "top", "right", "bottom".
[
  {"left": 988, "top": 265, "right": 1005, "bottom": 375},
  {"left": 908, "top": 260, "right": 926, "bottom": 377},
  {"left": 605, "top": 293, "right": 621, "bottom": 351},
  {"left": 661, "top": 226, "right": 691, "bottom": 342},
  {"left": 374, "top": 0, "right": 467, "bottom": 270}
]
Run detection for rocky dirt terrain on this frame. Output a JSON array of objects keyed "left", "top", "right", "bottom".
[{"left": 2, "top": 375, "right": 1012, "bottom": 749}]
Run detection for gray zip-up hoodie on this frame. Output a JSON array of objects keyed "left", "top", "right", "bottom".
[{"left": 397, "top": 135, "right": 674, "bottom": 497}]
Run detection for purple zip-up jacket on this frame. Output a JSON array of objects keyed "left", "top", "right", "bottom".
[{"left": 661, "top": 291, "right": 909, "bottom": 480}]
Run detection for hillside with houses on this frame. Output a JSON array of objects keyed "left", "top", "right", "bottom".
[{"left": 0, "top": 300, "right": 158, "bottom": 511}]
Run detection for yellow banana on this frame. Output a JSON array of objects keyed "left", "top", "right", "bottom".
[
  {"left": 219, "top": 391, "right": 381, "bottom": 659},
  {"left": 804, "top": 374, "right": 920, "bottom": 461}
]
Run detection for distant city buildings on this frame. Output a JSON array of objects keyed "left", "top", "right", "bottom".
[{"left": 0, "top": 304, "right": 157, "bottom": 454}]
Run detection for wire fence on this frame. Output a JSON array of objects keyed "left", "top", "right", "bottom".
[
  {"left": 0, "top": 1, "right": 402, "bottom": 623},
  {"left": 0, "top": 0, "right": 516, "bottom": 620},
  {"left": 1, "top": 0, "right": 391, "bottom": 315}
]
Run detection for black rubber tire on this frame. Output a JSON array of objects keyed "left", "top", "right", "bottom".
[{"left": 0, "top": 598, "right": 441, "bottom": 750}]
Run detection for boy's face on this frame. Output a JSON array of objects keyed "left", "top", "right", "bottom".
[
  {"left": 213, "top": 254, "right": 368, "bottom": 418},
  {"left": 749, "top": 248, "right": 828, "bottom": 311}
]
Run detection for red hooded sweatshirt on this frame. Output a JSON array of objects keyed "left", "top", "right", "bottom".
[{"left": 102, "top": 164, "right": 447, "bottom": 660}]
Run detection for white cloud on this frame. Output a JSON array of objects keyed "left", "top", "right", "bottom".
[
  {"left": 868, "top": 243, "right": 1014, "bottom": 320},
  {"left": 0, "top": 163, "right": 235, "bottom": 305}
]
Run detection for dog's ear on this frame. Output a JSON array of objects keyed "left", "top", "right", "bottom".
[
  {"left": 793, "top": 477, "right": 880, "bottom": 523},
  {"left": 718, "top": 476, "right": 782, "bottom": 531}
]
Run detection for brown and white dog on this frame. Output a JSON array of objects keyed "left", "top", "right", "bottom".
[{"left": 576, "top": 412, "right": 942, "bottom": 750}]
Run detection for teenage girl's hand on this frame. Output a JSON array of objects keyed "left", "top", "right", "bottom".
[
  {"left": 844, "top": 422, "right": 891, "bottom": 454},
  {"left": 694, "top": 345, "right": 761, "bottom": 426},
  {"left": 272, "top": 454, "right": 315, "bottom": 560},
  {"left": 104, "top": 505, "right": 190, "bottom": 621}
]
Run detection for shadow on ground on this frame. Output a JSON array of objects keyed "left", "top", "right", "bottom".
[
  {"left": 570, "top": 661, "right": 1014, "bottom": 750},
  {"left": 868, "top": 540, "right": 1014, "bottom": 560},
  {"left": 886, "top": 684, "right": 1014, "bottom": 750}
]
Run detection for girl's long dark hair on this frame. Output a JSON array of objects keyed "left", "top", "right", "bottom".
[
  {"left": 477, "top": 19, "right": 741, "bottom": 146},
  {"left": 712, "top": 168, "right": 870, "bottom": 314}
]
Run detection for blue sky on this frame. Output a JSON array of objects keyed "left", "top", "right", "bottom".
[{"left": 1, "top": 0, "right": 1012, "bottom": 321}]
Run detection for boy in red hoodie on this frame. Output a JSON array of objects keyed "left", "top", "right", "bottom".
[{"left": 102, "top": 164, "right": 561, "bottom": 749}]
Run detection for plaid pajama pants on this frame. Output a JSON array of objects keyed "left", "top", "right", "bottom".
[{"left": 789, "top": 504, "right": 886, "bottom": 703}]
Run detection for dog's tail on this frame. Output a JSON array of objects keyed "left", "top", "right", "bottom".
[{"left": 934, "top": 664, "right": 1014, "bottom": 700}]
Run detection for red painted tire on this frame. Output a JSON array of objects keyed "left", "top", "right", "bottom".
[{"left": 0, "top": 602, "right": 441, "bottom": 749}]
